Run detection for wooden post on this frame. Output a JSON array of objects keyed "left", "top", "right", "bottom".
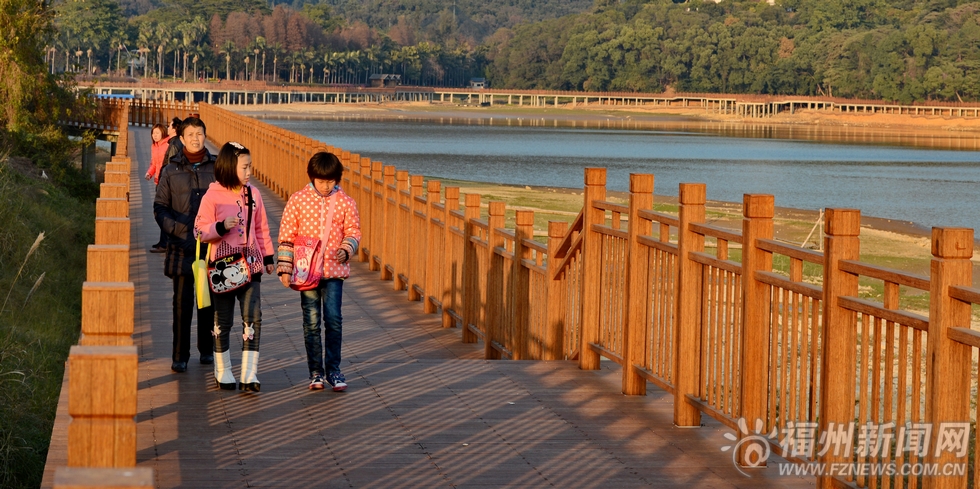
[
  {"left": 442, "top": 187, "right": 461, "bottom": 328},
  {"left": 369, "top": 162, "right": 384, "bottom": 272},
  {"left": 96, "top": 198, "right": 129, "bottom": 219},
  {"left": 80, "top": 282, "right": 134, "bottom": 346},
  {"left": 623, "top": 174, "right": 654, "bottom": 395},
  {"left": 393, "top": 170, "right": 409, "bottom": 291},
  {"left": 461, "top": 193, "right": 481, "bottom": 343},
  {"left": 484, "top": 201, "right": 506, "bottom": 360},
  {"left": 673, "top": 182, "right": 705, "bottom": 427},
  {"left": 86, "top": 245, "right": 129, "bottom": 283},
  {"left": 512, "top": 210, "right": 534, "bottom": 360},
  {"left": 924, "top": 227, "right": 973, "bottom": 489},
  {"left": 579, "top": 168, "right": 606, "bottom": 370},
  {"left": 424, "top": 180, "right": 442, "bottom": 314},
  {"left": 53, "top": 467, "right": 154, "bottom": 489},
  {"left": 738, "top": 194, "right": 774, "bottom": 465},
  {"left": 67, "top": 345, "right": 137, "bottom": 467},
  {"left": 100, "top": 183, "right": 128, "bottom": 201},
  {"left": 379, "top": 166, "right": 395, "bottom": 280},
  {"left": 407, "top": 174, "right": 424, "bottom": 300},
  {"left": 103, "top": 172, "right": 129, "bottom": 186},
  {"left": 817, "top": 208, "right": 861, "bottom": 489},
  {"left": 105, "top": 161, "right": 129, "bottom": 174},
  {"left": 358, "top": 157, "right": 372, "bottom": 263},
  {"left": 95, "top": 218, "right": 130, "bottom": 246},
  {"left": 545, "top": 221, "right": 568, "bottom": 361}
]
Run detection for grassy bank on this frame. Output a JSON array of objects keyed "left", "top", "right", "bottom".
[{"left": 0, "top": 157, "right": 93, "bottom": 488}]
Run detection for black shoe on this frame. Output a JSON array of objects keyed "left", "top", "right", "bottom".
[
  {"left": 200, "top": 354, "right": 214, "bottom": 365},
  {"left": 216, "top": 379, "right": 236, "bottom": 390},
  {"left": 171, "top": 361, "right": 187, "bottom": 373},
  {"left": 239, "top": 382, "right": 261, "bottom": 392}
]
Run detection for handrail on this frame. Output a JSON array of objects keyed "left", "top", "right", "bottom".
[
  {"left": 756, "top": 238, "right": 823, "bottom": 264},
  {"left": 838, "top": 259, "right": 930, "bottom": 291},
  {"left": 689, "top": 222, "right": 742, "bottom": 244},
  {"left": 552, "top": 210, "right": 583, "bottom": 260}
]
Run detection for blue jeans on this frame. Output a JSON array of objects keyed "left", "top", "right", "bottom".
[
  {"left": 301, "top": 279, "right": 343, "bottom": 377},
  {"left": 212, "top": 279, "right": 261, "bottom": 353}
]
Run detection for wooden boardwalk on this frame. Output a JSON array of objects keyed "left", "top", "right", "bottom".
[{"left": 42, "top": 127, "right": 815, "bottom": 488}]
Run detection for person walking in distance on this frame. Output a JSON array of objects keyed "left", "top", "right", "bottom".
[
  {"left": 276, "top": 152, "right": 361, "bottom": 391},
  {"left": 145, "top": 123, "right": 171, "bottom": 252},
  {"left": 194, "top": 142, "right": 274, "bottom": 392},
  {"left": 153, "top": 117, "right": 216, "bottom": 372}
]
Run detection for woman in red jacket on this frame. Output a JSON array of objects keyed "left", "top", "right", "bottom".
[{"left": 145, "top": 123, "right": 171, "bottom": 251}]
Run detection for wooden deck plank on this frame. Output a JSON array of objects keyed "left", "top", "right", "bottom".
[{"left": 42, "top": 127, "right": 815, "bottom": 488}]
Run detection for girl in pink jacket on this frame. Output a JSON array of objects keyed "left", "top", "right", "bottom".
[
  {"left": 194, "top": 141, "right": 275, "bottom": 392},
  {"left": 276, "top": 152, "right": 361, "bottom": 392}
]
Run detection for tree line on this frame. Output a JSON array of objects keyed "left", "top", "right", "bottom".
[
  {"left": 45, "top": 0, "right": 980, "bottom": 103},
  {"left": 488, "top": 0, "right": 980, "bottom": 104}
]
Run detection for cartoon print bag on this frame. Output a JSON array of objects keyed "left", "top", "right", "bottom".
[
  {"left": 207, "top": 187, "right": 253, "bottom": 294},
  {"left": 289, "top": 192, "right": 337, "bottom": 291},
  {"left": 289, "top": 236, "right": 322, "bottom": 291}
]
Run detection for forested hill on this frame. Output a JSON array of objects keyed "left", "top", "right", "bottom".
[
  {"left": 488, "top": 0, "right": 980, "bottom": 104},
  {"left": 116, "top": 0, "right": 593, "bottom": 45},
  {"left": 52, "top": 0, "right": 980, "bottom": 103}
]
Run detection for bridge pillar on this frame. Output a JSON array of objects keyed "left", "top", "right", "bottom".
[{"left": 82, "top": 141, "right": 97, "bottom": 181}]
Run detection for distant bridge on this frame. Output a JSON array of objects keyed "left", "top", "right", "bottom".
[{"left": 78, "top": 81, "right": 980, "bottom": 119}]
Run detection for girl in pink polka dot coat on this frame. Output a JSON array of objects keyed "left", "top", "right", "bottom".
[{"left": 277, "top": 152, "right": 361, "bottom": 392}]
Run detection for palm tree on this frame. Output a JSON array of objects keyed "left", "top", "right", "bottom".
[
  {"left": 157, "top": 44, "right": 164, "bottom": 78},
  {"left": 323, "top": 51, "right": 333, "bottom": 85},
  {"left": 268, "top": 42, "right": 283, "bottom": 83},
  {"left": 137, "top": 22, "right": 154, "bottom": 76},
  {"left": 220, "top": 41, "right": 235, "bottom": 80},
  {"left": 255, "top": 37, "right": 267, "bottom": 81},
  {"left": 303, "top": 49, "right": 316, "bottom": 84},
  {"left": 171, "top": 37, "right": 180, "bottom": 79}
]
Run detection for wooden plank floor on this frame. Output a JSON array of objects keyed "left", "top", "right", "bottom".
[{"left": 43, "top": 127, "right": 815, "bottom": 488}]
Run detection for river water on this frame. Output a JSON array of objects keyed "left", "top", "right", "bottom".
[{"left": 262, "top": 115, "right": 980, "bottom": 232}]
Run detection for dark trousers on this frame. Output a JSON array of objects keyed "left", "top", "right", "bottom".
[
  {"left": 156, "top": 228, "right": 169, "bottom": 248},
  {"left": 172, "top": 274, "right": 214, "bottom": 362},
  {"left": 212, "top": 279, "right": 262, "bottom": 353}
]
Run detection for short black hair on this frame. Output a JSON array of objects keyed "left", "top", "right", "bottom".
[
  {"left": 179, "top": 117, "right": 206, "bottom": 137},
  {"left": 215, "top": 142, "right": 250, "bottom": 188},
  {"left": 307, "top": 152, "right": 343, "bottom": 183},
  {"left": 170, "top": 117, "right": 182, "bottom": 131}
]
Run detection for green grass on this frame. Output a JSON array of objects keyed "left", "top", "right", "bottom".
[{"left": 0, "top": 159, "right": 93, "bottom": 488}]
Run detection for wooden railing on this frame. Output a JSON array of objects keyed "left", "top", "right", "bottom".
[
  {"left": 67, "top": 100, "right": 979, "bottom": 489},
  {"left": 51, "top": 99, "right": 156, "bottom": 488}
]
